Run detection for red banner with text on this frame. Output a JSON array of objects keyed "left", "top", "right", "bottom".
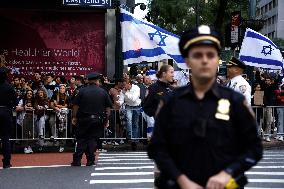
[{"left": 0, "top": 10, "right": 105, "bottom": 79}]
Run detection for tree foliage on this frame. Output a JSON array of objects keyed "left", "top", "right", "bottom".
[{"left": 146, "top": 0, "right": 250, "bottom": 36}]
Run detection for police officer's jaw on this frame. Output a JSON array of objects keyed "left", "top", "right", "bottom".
[{"left": 185, "top": 45, "right": 219, "bottom": 99}]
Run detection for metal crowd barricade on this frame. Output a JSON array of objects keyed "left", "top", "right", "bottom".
[
  {"left": 101, "top": 108, "right": 147, "bottom": 141},
  {"left": 252, "top": 106, "right": 284, "bottom": 136},
  {"left": 11, "top": 108, "right": 148, "bottom": 142},
  {"left": 10, "top": 106, "right": 284, "bottom": 143},
  {"left": 13, "top": 109, "right": 73, "bottom": 141}
]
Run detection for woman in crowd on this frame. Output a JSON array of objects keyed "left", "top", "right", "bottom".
[
  {"left": 50, "top": 84, "right": 69, "bottom": 152},
  {"left": 16, "top": 89, "right": 35, "bottom": 154},
  {"left": 34, "top": 88, "right": 49, "bottom": 150}
]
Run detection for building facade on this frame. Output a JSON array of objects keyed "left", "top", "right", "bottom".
[{"left": 256, "top": 0, "right": 284, "bottom": 39}]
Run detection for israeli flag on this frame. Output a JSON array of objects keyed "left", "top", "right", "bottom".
[
  {"left": 239, "top": 28, "right": 283, "bottom": 69},
  {"left": 120, "top": 9, "right": 187, "bottom": 69}
]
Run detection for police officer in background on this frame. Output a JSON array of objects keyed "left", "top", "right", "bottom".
[
  {"left": 148, "top": 25, "right": 263, "bottom": 189},
  {"left": 142, "top": 64, "right": 175, "bottom": 118},
  {"left": 226, "top": 57, "right": 251, "bottom": 105},
  {"left": 71, "top": 72, "right": 112, "bottom": 166},
  {"left": 0, "top": 66, "right": 17, "bottom": 168}
]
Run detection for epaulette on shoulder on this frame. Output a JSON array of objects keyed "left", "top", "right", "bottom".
[{"left": 218, "top": 85, "right": 245, "bottom": 101}]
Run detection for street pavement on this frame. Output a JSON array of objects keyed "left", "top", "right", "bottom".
[{"left": 0, "top": 150, "right": 284, "bottom": 189}]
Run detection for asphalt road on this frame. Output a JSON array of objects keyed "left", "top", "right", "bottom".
[{"left": 0, "top": 150, "right": 284, "bottom": 189}]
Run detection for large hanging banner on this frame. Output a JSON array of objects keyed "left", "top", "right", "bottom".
[{"left": 0, "top": 10, "right": 105, "bottom": 78}]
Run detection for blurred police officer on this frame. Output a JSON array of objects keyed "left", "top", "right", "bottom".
[
  {"left": 71, "top": 72, "right": 112, "bottom": 166},
  {"left": 0, "top": 66, "right": 17, "bottom": 168},
  {"left": 143, "top": 64, "right": 174, "bottom": 118},
  {"left": 148, "top": 25, "right": 263, "bottom": 189},
  {"left": 227, "top": 57, "right": 252, "bottom": 105}
]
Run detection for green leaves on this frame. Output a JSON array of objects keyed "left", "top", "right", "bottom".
[{"left": 146, "top": 0, "right": 250, "bottom": 37}]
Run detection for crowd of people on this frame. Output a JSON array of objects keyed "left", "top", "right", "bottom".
[
  {"left": 1, "top": 59, "right": 283, "bottom": 155},
  {"left": 7, "top": 68, "right": 175, "bottom": 153}
]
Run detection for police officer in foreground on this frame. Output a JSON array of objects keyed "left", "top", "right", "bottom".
[
  {"left": 0, "top": 66, "right": 17, "bottom": 169},
  {"left": 226, "top": 57, "right": 252, "bottom": 105},
  {"left": 71, "top": 72, "right": 112, "bottom": 166},
  {"left": 148, "top": 25, "right": 263, "bottom": 189}
]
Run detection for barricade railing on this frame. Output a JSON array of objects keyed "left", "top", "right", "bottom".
[
  {"left": 10, "top": 108, "right": 148, "bottom": 141},
  {"left": 8, "top": 106, "right": 283, "bottom": 142},
  {"left": 252, "top": 106, "right": 284, "bottom": 136}
]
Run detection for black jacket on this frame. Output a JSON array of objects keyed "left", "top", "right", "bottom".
[
  {"left": 148, "top": 82, "right": 263, "bottom": 187},
  {"left": 142, "top": 80, "right": 174, "bottom": 117}
]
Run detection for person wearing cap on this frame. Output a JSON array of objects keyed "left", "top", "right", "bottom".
[
  {"left": 148, "top": 25, "right": 263, "bottom": 189},
  {"left": 71, "top": 72, "right": 112, "bottom": 166},
  {"left": 0, "top": 66, "right": 17, "bottom": 169},
  {"left": 226, "top": 57, "right": 252, "bottom": 105}
]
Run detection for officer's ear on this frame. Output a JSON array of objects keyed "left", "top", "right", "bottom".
[{"left": 184, "top": 57, "right": 191, "bottom": 68}]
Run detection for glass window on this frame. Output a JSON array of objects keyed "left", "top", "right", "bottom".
[
  {"left": 272, "top": 16, "right": 275, "bottom": 24},
  {"left": 273, "top": 0, "right": 277, "bottom": 7},
  {"left": 261, "top": 6, "right": 264, "bottom": 15},
  {"left": 268, "top": 17, "right": 271, "bottom": 25},
  {"left": 269, "top": 2, "right": 272, "bottom": 10},
  {"left": 265, "top": 4, "right": 268, "bottom": 12}
]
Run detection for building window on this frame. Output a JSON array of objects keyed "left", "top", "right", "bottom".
[
  {"left": 272, "top": 16, "right": 275, "bottom": 24},
  {"left": 269, "top": 2, "right": 272, "bottom": 10},
  {"left": 268, "top": 17, "right": 271, "bottom": 25},
  {"left": 271, "top": 31, "right": 275, "bottom": 39},
  {"left": 265, "top": 4, "right": 268, "bottom": 12},
  {"left": 261, "top": 6, "right": 264, "bottom": 15},
  {"left": 273, "top": 0, "right": 277, "bottom": 8}
]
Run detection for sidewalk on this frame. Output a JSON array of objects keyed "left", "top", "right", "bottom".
[{"left": 263, "top": 138, "right": 284, "bottom": 149}]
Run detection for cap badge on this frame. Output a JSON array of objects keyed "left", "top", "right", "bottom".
[{"left": 198, "top": 25, "right": 211, "bottom": 34}]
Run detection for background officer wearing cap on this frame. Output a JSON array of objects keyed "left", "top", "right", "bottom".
[
  {"left": 71, "top": 72, "right": 112, "bottom": 166},
  {"left": 0, "top": 66, "right": 17, "bottom": 169},
  {"left": 148, "top": 25, "right": 263, "bottom": 189},
  {"left": 227, "top": 57, "right": 252, "bottom": 105}
]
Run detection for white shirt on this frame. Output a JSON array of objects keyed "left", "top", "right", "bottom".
[
  {"left": 228, "top": 75, "right": 251, "bottom": 105},
  {"left": 118, "top": 84, "right": 141, "bottom": 107}
]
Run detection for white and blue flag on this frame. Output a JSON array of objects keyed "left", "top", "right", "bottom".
[
  {"left": 120, "top": 9, "right": 187, "bottom": 69},
  {"left": 239, "top": 28, "right": 283, "bottom": 69}
]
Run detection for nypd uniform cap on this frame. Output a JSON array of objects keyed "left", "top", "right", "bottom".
[
  {"left": 86, "top": 72, "right": 101, "bottom": 80},
  {"left": 227, "top": 57, "right": 246, "bottom": 69},
  {"left": 179, "top": 25, "right": 221, "bottom": 58}
]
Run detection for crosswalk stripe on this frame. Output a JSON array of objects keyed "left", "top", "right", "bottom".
[
  {"left": 263, "top": 155, "right": 284, "bottom": 157},
  {"left": 100, "top": 154, "right": 148, "bottom": 156},
  {"left": 90, "top": 179, "right": 154, "bottom": 184},
  {"left": 95, "top": 166, "right": 154, "bottom": 170},
  {"left": 99, "top": 156, "right": 149, "bottom": 158},
  {"left": 248, "top": 179, "right": 284, "bottom": 183},
  {"left": 98, "top": 159, "right": 152, "bottom": 162},
  {"left": 98, "top": 163, "right": 154, "bottom": 165},
  {"left": 91, "top": 172, "right": 154, "bottom": 176},
  {"left": 262, "top": 158, "right": 284, "bottom": 160},
  {"left": 100, "top": 152, "right": 147, "bottom": 154},
  {"left": 246, "top": 172, "right": 284, "bottom": 175},
  {"left": 253, "top": 166, "right": 284, "bottom": 168}
]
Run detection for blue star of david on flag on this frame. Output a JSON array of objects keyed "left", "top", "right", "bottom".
[
  {"left": 261, "top": 45, "right": 274, "bottom": 56},
  {"left": 148, "top": 30, "right": 168, "bottom": 46}
]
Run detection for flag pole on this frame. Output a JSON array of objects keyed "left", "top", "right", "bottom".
[{"left": 115, "top": 4, "right": 123, "bottom": 80}]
